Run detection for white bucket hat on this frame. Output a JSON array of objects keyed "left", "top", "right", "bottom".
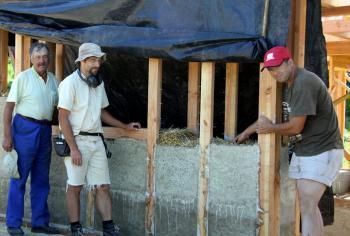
[{"left": 75, "top": 43, "right": 106, "bottom": 63}]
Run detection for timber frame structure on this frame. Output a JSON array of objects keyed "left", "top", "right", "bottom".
[{"left": 0, "top": 1, "right": 332, "bottom": 236}]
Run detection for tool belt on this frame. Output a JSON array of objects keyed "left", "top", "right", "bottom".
[{"left": 78, "top": 131, "right": 112, "bottom": 158}]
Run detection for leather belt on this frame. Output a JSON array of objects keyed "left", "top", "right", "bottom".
[
  {"left": 78, "top": 132, "right": 102, "bottom": 137},
  {"left": 18, "top": 114, "right": 51, "bottom": 126}
]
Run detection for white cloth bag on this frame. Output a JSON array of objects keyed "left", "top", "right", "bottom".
[{"left": 1, "top": 150, "right": 20, "bottom": 179}]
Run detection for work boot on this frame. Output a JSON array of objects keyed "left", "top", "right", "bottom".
[
  {"left": 7, "top": 227, "right": 24, "bottom": 236},
  {"left": 31, "top": 225, "right": 60, "bottom": 234},
  {"left": 71, "top": 223, "right": 85, "bottom": 236},
  {"left": 103, "top": 222, "right": 120, "bottom": 236}
]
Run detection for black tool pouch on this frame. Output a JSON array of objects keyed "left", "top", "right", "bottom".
[{"left": 53, "top": 136, "right": 70, "bottom": 157}]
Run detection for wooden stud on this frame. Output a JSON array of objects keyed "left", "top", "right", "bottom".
[
  {"left": 292, "top": 1, "right": 307, "bottom": 235},
  {"left": 293, "top": 0, "right": 306, "bottom": 67},
  {"left": 197, "top": 62, "right": 215, "bottom": 236},
  {"left": 55, "top": 44, "right": 64, "bottom": 81},
  {"left": 0, "top": 30, "right": 8, "bottom": 93},
  {"left": 145, "top": 58, "right": 162, "bottom": 236},
  {"left": 187, "top": 62, "right": 201, "bottom": 133},
  {"left": 15, "top": 34, "right": 24, "bottom": 76},
  {"left": 327, "top": 42, "right": 350, "bottom": 56},
  {"left": 258, "top": 66, "right": 281, "bottom": 236},
  {"left": 86, "top": 191, "right": 95, "bottom": 228},
  {"left": 224, "top": 63, "right": 239, "bottom": 140},
  {"left": 46, "top": 42, "right": 56, "bottom": 73},
  {"left": 322, "top": 6, "right": 350, "bottom": 17},
  {"left": 23, "top": 36, "right": 31, "bottom": 70},
  {"left": 323, "top": 18, "right": 350, "bottom": 35}
]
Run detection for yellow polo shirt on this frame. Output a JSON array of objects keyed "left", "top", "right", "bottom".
[
  {"left": 58, "top": 70, "right": 109, "bottom": 135},
  {"left": 7, "top": 67, "right": 59, "bottom": 121}
]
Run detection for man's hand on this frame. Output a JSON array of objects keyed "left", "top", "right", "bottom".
[
  {"left": 2, "top": 137, "right": 13, "bottom": 152},
  {"left": 233, "top": 132, "right": 250, "bottom": 144},
  {"left": 125, "top": 122, "right": 141, "bottom": 131},
  {"left": 256, "top": 116, "right": 273, "bottom": 134},
  {"left": 70, "top": 147, "right": 83, "bottom": 166}
]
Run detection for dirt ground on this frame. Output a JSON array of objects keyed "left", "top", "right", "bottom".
[{"left": 324, "top": 194, "right": 350, "bottom": 236}]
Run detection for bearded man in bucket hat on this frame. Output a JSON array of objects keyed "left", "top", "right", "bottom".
[
  {"left": 58, "top": 43, "right": 140, "bottom": 236},
  {"left": 234, "top": 46, "right": 343, "bottom": 235}
]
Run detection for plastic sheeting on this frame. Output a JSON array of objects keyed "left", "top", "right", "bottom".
[{"left": 0, "top": 0, "right": 290, "bottom": 61}]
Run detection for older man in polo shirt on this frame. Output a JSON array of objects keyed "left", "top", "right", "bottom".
[
  {"left": 58, "top": 43, "right": 140, "bottom": 236},
  {"left": 2, "top": 42, "right": 60, "bottom": 235}
]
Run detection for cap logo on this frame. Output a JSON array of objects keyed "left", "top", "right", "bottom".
[{"left": 266, "top": 53, "right": 275, "bottom": 61}]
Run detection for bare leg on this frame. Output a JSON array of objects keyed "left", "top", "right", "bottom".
[
  {"left": 95, "top": 184, "right": 113, "bottom": 220},
  {"left": 66, "top": 185, "right": 83, "bottom": 222},
  {"left": 297, "top": 179, "right": 326, "bottom": 236}
]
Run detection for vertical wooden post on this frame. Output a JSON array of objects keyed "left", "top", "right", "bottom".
[
  {"left": 47, "top": 42, "right": 56, "bottom": 73},
  {"left": 23, "top": 36, "right": 31, "bottom": 70},
  {"left": 197, "top": 62, "right": 215, "bottom": 236},
  {"left": 55, "top": 44, "right": 64, "bottom": 81},
  {"left": 258, "top": 67, "right": 281, "bottom": 236},
  {"left": 292, "top": 1, "right": 307, "bottom": 235},
  {"left": 293, "top": 0, "right": 306, "bottom": 68},
  {"left": 146, "top": 58, "right": 162, "bottom": 236},
  {"left": 15, "top": 34, "right": 24, "bottom": 76},
  {"left": 0, "top": 30, "right": 8, "bottom": 93},
  {"left": 224, "top": 63, "right": 239, "bottom": 140},
  {"left": 86, "top": 191, "right": 95, "bottom": 228},
  {"left": 187, "top": 62, "right": 201, "bottom": 133}
]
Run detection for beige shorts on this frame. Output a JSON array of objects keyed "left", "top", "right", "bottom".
[
  {"left": 289, "top": 149, "right": 343, "bottom": 186},
  {"left": 64, "top": 135, "right": 110, "bottom": 187}
]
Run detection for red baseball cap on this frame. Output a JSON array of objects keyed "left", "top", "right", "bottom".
[{"left": 261, "top": 46, "right": 291, "bottom": 71}]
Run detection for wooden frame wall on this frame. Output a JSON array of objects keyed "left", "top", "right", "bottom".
[
  {"left": 0, "top": 30, "right": 8, "bottom": 94},
  {"left": 10, "top": 3, "right": 308, "bottom": 230}
]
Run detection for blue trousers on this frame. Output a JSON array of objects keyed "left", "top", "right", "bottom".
[{"left": 6, "top": 114, "right": 52, "bottom": 228}]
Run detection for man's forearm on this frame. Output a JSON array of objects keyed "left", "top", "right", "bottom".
[
  {"left": 3, "top": 102, "right": 15, "bottom": 139},
  {"left": 269, "top": 122, "right": 302, "bottom": 135},
  {"left": 101, "top": 109, "right": 127, "bottom": 128}
]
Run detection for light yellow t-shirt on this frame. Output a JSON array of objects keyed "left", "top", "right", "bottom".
[
  {"left": 58, "top": 70, "right": 109, "bottom": 135},
  {"left": 7, "top": 67, "right": 59, "bottom": 121}
]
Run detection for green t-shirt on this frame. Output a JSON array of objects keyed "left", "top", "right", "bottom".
[{"left": 284, "top": 68, "right": 343, "bottom": 156}]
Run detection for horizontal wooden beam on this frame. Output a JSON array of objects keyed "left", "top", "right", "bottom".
[
  {"left": 327, "top": 41, "right": 350, "bottom": 55},
  {"left": 323, "top": 18, "right": 350, "bottom": 34},
  {"left": 322, "top": 6, "right": 350, "bottom": 16},
  {"left": 52, "top": 126, "right": 147, "bottom": 140}
]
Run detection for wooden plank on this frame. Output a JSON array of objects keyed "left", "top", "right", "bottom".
[
  {"left": 323, "top": 18, "right": 350, "bottom": 34},
  {"left": 331, "top": 55, "right": 350, "bottom": 67},
  {"left": 197, "top": 62, "right": 215, "bottom": 236},
  {"left": 327, "top": 42, "right": 350, "bottom": 56},
  {"left": 187, "top": 62, "right": 200, "bottom": 133},
  {"left": 145, "top": 58, "right": 162, "bottom": 236},
  {"left": 258, "top": 66, "right": 281, "bottom": 236},
  {"left": 23, "top": 36, "right": 31, "bottom": 70},
  {"left": 322, "top": 6, "right": 350, "bottom": 16},
  {"left": 15, "top": 34, "right": 23, "bottom": 76},
  {"left": 224, "top": 63, "right": 239, "bottom": 140},
  {"left": 46, "top": 42, "right": 56, "bottom": 73},
  {"left": 86, "top": 191, "right": 95, "bottom": 228},
  {"left": 55, "top": 44, "right": 64, "bottom": 81},
  {"left": 292, "top": 1, "right": 306, "bottom": 235},
  {"left": 0, "top": 30, "right": 8, "bottom": 93},
  {"left": 293, "top": 0, "right": 307, "bottom": 67},
  {"left": 52, "top": 126, "right": 147, "bottom": 140}
]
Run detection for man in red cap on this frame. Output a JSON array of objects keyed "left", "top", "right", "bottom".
[{"left": 234, "top": 46, "right": 343, "bottom": 235}]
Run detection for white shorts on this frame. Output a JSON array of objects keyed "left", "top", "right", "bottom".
[
  {"left": 289, "top": 149, "right": 343, "bottom": 186},
  {"left": 64, "top": 135, "right": 110, "bottom": 187}
]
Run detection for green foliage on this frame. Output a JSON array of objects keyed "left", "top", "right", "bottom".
[{"left": 7, "top": 57, "right": 14, "bottom": 90}]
